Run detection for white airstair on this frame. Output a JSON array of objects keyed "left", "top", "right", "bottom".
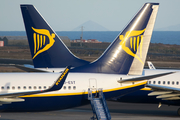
[{"left": 88, "top": 88, "right": 111, "bottom": 120}]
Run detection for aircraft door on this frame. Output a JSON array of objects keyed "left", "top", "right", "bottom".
[{"left": 89, "top": 78, "right": 97, "bottom": 92}]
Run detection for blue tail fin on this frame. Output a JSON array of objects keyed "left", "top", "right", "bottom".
[
  {"left": 71, "top": 3, "right": 159, "bottom": 74},
  {"left": 20, "top": 5, "right": 89, "bottom": 68}
]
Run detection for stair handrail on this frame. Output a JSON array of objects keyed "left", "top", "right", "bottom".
[
  {"left": 98, "top": 88, "right": 111, "bottom": 120},
  {"left": 88, "top": 88, "right": 93, "bottom": 100}
]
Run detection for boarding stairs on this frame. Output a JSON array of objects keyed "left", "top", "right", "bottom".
[{"left": 88, "top": 88, "right": 111, "bottom": 120}]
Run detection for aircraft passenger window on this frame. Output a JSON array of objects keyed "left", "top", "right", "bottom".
[
  {"left": 68, "top": 86, "right": 71, "bottom": 90},
  {"left": 73, "top": 86, "right": 76, "bottom": 90},
  {"left": 23, "top": 86, "right": 26, "bottom": 89},
  {"left": 149, "top": 81, "right": 151, "bottom": 84},
  {"left": 167, "top": 81, "right": 170, "bottom": 85},
  {"left": 44, "top": 86, "right": 46, "bottom": 89},
  {"left": 163, "top": 81, "right": 165, "bottom": 84},
  {"left": 12, "top": 86, "right": 15, "bottom": 90},
  {"left": 39, "top": 86, "right": 41, "bottom": 89},
  {"left": 153, "top": 81, "right": 156, "bottom": 84},
  {"left": 172, "top": 81, "right": 174, "bottom": 85},
  {"left": 7, "top": 86, "right": 10, "bottom": 89},
  {"left": 177, "top": 82, "right": 179, "bottom": 85},
  {"left": 29, "top": 86, "right": 32, "bottom": 89},
  {"left": 158, "top": 81, "right": 161, "bottom": 84},
  {"left": 34, "top": 86, "right": 37, "bottom": 89},
  {"left": 18, "top": 86, "right": 21, "bottom": 89},
  {"left": 1, "top": 86, "right": 4, "bottom": 90},
  {"left": 63, "top": 86, "right": 66, "bottom": 90}
]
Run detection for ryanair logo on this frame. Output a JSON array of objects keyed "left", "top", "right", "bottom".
[
  {"left": 32, "top": 27, "right": 55, "bottom": 59},
  {"left": 119, "top": 29, "right": 145, "bottom": 64},
  {"left": 56, "top": 68, "right": 69, "bottom": 86}
]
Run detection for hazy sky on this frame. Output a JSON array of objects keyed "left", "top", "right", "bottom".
[{"left": 1, "top": 0, "right": 180, "bottom": 31}]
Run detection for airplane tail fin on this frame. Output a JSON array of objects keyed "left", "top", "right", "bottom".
[
  {"left": 147, "top": 61, "right": 156, "bottom": 69},
  {"left": 20, "top": 5, "right": 89, "bottom": 68},
  {"left": 72, "top": 3, "right": 159, "bottom": 74}
]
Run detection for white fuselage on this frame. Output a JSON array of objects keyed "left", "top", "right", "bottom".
[
  {"left": 1, "top": 69, "right": 178, "bottom": 95},
  {"left": 0, "top": 72, "right": 146, "bottom": 96},
  {"left": 144, "top": 69, "right": 180, "bottom": 88}
]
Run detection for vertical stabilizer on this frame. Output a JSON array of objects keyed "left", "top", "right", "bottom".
[
  {"left": 128, "top": 4, "right": 159, "bottom": 75},
  {"left": 147, "top": 61, "right": 156, "bottom": 69},
  {"left": 71, "top": 3, "right": 159, "bottom": 74},
  {"left": 20, "top": 5, "right": 89, "bottom": 68}
]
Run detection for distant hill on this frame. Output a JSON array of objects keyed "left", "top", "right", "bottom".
[
  {"left": 156, "top": 24, "right": 180, "bottom": 31},
  {"left": 72, "top": 20, "right": 109, "bottom": 31}
]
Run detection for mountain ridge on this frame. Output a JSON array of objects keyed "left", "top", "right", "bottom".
[{"left": 72, "top": 20, "right": 109, "bottom": 31}]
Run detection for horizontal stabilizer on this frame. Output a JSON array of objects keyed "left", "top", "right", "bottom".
[
  {"left": 15, "top": 64, "right": 48, "bottom": 72},
  {"left": 118, "top": 72, "right": 175, "bottom": 83}
]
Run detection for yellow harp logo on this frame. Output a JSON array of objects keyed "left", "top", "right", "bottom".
[
  {"left": 119, "top": 29, "right": 145, "bottom": 64},
  {"left": 32, "top": 27, "right": 55, "bottom": 59}
]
